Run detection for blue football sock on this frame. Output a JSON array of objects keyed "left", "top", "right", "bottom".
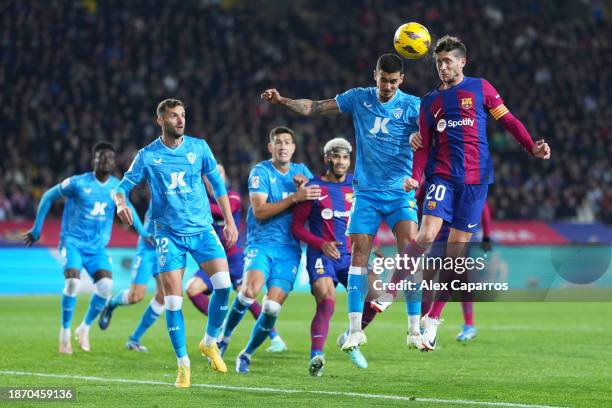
[
  {"left": 206, "top": 287, "right": 230, "bottom": 339},
  {"left": 245, "top": 312, "right": 277, "bottom": 355},
  {"left": 269, "top": 327, "right": 278, "bottom": 340},
  {"left": 84, "top": 293, "right": 107, "bottom": 325},
  {"left": 165, "top": 309, "right": 187, "bottom": 358},
  {"left": 129, "top": 305, "right": 161, "bottom": 342},
  {"left": 61, "top": 294, "right": 77, "bottom": 329},
  {"left": 223, "top": 296, "right": 250, "bottom": 338},
  {"left": 404, "top": 287, "right": 422, "bottom": 316},
  {"left": 110, "top": 290, "right": 128, "bottom": 309},
  {"left": 347, "top": 273, "right": 368, "bottom": 313}
]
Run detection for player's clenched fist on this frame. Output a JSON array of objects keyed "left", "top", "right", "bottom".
[
  {"left": 403, "top": 177, "right": 419, "bottom": 192},
  {"left": 261, "top": 88, "right": 282, "bottom": 104},
  {"left": 532, "top": 140, "right": 551, "bottom": 159}
]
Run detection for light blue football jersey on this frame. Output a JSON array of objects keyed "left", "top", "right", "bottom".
[
  {"left": 118, "top": 135, "right": 218, "bottom": 236},
  {"left": 58, "top": 172, "right": 119, "bottom": 248},
  {"left": 246, "top": 160, "right": 313, "bottom": 248},
  {"left": 335, "top": 87, "right": 420, "bottom": 191}
]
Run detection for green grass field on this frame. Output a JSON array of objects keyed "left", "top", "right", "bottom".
[{"left": 1, "top": 295, "right": 611, "bottom": 407}]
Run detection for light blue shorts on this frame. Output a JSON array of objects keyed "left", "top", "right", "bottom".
[
  {"left": 243, "top": 245, "right": 301, "bottom": 294},
  {"left": 59, "top": 241, "right": 112, "bottom": 276},
  {"left": 131, "top": 240, "right": 159, "bottom": 285},
  {"left": 347, "top": 189, "right": 418, "bottom": 235},
  {"left": 155, "top": 227, "right": 226, "bottom": 273}
]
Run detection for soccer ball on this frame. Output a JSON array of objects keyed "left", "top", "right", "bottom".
[{"left": 393, "top": 22, "right": 431, "bottom": 59}]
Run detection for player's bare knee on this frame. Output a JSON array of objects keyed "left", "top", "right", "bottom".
[
  {"left": 185, "top": 277, "right": 201, "bottom": 297},
  {"left": 64, "top": 268, "right": 80, "bottom": 279}
]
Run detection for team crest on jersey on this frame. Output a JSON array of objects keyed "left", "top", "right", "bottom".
[
  {"left": 461, "top": 98, "right": 473, "bottom": 110},
  {"left": 186, "top": 152, "right": 196, "bottom": 164},
  {"left": 436, "top": 119, "right": 447, "bottom": 132},
  {"left": 427, "top": 200, "right": 437, "bottom": 210},
  {"left": 345, "top": 193, "right": 353, "bottom": 203},
  {"left": 392, "top": 108, "right": 403, "bottom": 119}
]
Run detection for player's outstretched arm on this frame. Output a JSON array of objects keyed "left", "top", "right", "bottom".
[
  {"left": 23, "top": 184, "right": 63, "bottom": 246},
  {"left": 261, "top": 88, "right": 339, "bottom": 116},
  {"left": 251, "top": 184, "right": 321, "bottom": 221}
]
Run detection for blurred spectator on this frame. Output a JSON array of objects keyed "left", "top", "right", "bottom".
[{"left": 1, "top": 0, "right": 610, "bottom": 223}]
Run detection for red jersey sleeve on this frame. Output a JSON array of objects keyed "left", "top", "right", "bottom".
[
  {"left": 291, "top": 200, "right": 326, "bottom": 250},
  {"left": 482, "top": 79, "right": 508, "bottom": 119},
  {"left": 412, "top": 103, "right": 433, "bottom": 185},
  {"left": 483, "top": 79, "right": 535, "bottom": 153}
]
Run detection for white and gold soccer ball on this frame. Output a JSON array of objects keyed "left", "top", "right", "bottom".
[{"left": 393, "top": 22, "right": 431, "bottom": 59}]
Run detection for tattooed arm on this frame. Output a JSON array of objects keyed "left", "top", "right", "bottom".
[{"left": 261, "top": 88, "right": 340, "bottom": 116}]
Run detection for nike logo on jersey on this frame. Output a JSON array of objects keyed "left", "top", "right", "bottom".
[
  {"left": 434, "top": 108, "right": 442, "bottom": 118},
  {"left": 468, "top": 223, "right": 478, "bottom": 228},
  {"left": 270, "top": 177, "right": 277, "bottom": 183},
  {"left": 83, "top": 188, "right": 92, "bottom": 194},
  {"left": 363, "top": 102, "right": 373, "bottom": 108},
  {"left": 153, "top": 158, "right": 163, "bottom": 165},
  {"left": 318, "top": 195, "right": 329, "bottom": 201}
]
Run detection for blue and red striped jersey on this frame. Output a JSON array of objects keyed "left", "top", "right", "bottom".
[
  {"left": 415, "top": 77, "right": 507, "bottom": 185},
  {"left": 291, "top": 174, "right": 354, "bottom": 253}
]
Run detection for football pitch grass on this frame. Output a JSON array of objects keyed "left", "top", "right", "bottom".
[{"left": 1, "top": 295, "right": 611, "bottom": 407}]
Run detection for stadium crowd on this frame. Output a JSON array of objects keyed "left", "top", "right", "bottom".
[{"left": 1, "top": 0, "right": 610, "bottom": 223}]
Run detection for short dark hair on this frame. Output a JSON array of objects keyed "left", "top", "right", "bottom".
[
  {"left": 376, "top": 53, "right": 403, "bottom": 74},
  {"left": 434, "top": 35, "right": 467, "bottom": 58},
  {"left": 269, "top": 126, "right": 295, "bottom": 143},
  {"left": 156, "top": 98, "right": 185, "bottom": 117},
  {"left": 92, "top": 141, "right": 115, "bottom": 156}
]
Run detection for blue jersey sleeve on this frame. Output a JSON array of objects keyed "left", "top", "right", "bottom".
[
  {"left": 406, "top": 96, "right": 421, "bottom": 127},
  {"left": 207, "top": 166, "right": 228, "bottom": 198},
  {"left": 58, "top": 176, "right": 79, "bottom": 197},
  {"left": 301, "top": 164, "right": 314, "bottom": 179},
  {"left": 118, "top": 150, "right": 146, "bottom": 195},
  {"left": 31, "top": 184, "right": 63, "bottom": 240},
  {"left": 248, "top": 165, "right": 270, "bottom": 196},
  {"left": 335, "top": 88, "right": 360, "bottom": 114},
  {"left": 200, "top": 141, "right": 218, "bottom": 176}
]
